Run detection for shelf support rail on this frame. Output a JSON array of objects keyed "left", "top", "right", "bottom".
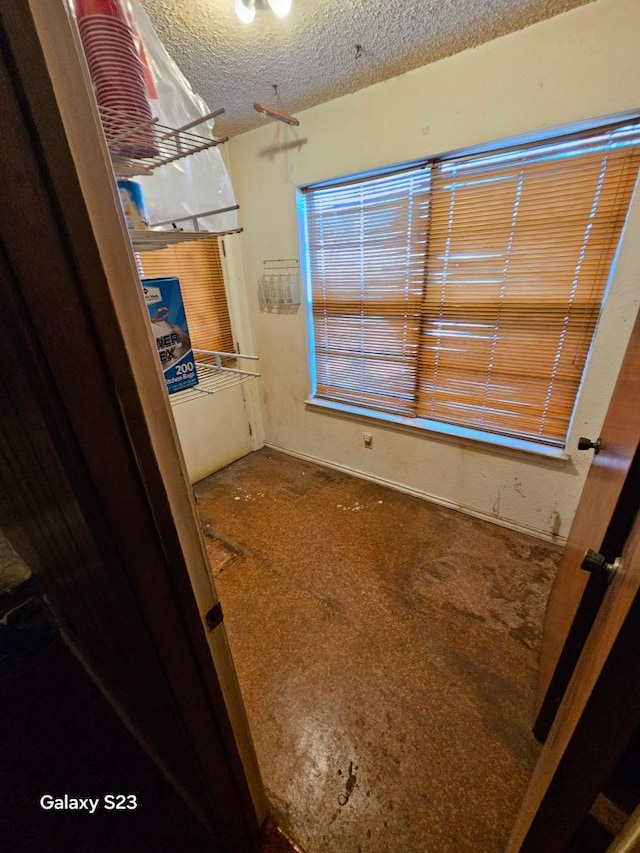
[
  {"left": 157, "top": 108, "right": 226, "bottom": 141},
  {"left": 108, "top": 115, "right": 159, "bottom": 146},
  {"left": 150, "top": 205, "right": 240, "bottom": 232},
  {"left": 194, "top": 349, "right": 260, "bottom": 378}
]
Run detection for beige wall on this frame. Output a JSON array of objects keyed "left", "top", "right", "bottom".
[
  {"left": 171, "top": 385, "right": 253, "bottom": 483},
  {"left": 227, "top": 0, "right": 640, "bottom": 541},
  {"left": 171, "top": 232, "right": 265, "bottom": 483}
]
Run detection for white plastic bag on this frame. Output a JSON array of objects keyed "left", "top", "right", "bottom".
[
  {"left": 71, "top": 0, "right": 238, "bottom": 233},
  {"left": 125, "top": 0, "right": 237, "bottom": 233}
]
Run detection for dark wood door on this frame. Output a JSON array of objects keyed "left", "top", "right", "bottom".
[{"left": 508, "top": 498, "right": 640, "bottom": 851}]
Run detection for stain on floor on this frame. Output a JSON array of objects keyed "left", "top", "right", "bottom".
[
  {"left": 337, "top": 761, "right": 358, "bottom": 806},
  {"left": 194, "top": 449, "right": 562, "bottom": 853}
]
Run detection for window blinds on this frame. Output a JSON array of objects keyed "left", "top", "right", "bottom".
[
  {"left": 304, "top": 122, "right": 640, "bottom": 446},
  {"left": 418, "top": 125, "right": 640, "bottom": 444},
  {"left": 305, "top": 167, "right": 432, "bottom": 416},
  {"left": 137, "top": 237, "right": 234, "bottom": 354}
]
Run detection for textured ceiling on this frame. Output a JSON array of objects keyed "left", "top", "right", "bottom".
[{"left": 139, "top": 0, "right": 593, "bottom": 137}]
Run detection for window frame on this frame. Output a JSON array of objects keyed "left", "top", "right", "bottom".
[{"left": 298, "top": 116, "right": 640, "bottom": 460}]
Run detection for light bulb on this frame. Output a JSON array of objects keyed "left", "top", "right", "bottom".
[
  {"left": 234, "top": 0, "right": 255, "bottom": 24},
  {"left": 268, "top": 0, "right": 292, "bottom": 17}
]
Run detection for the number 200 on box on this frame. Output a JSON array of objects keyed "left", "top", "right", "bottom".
[{"left": 142, "top": 276, "right": 199, "bottom": 395}]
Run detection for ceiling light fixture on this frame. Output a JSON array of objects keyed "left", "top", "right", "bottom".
[
  {"left": 234, "top": 0, "right": 255, "bottom": 24},
  {"left": 234, "top": 0, "right": 292, "bottom": 24},
  {"left": 268, "top": 0, "right": 292, "bottom": 17}
]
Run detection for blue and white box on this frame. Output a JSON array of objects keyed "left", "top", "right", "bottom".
[{"left": 141, "top": 276, "right": 199, "bottom": 395}]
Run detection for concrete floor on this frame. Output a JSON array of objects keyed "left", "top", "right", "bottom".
[{"left": 195, "top": 448, "right": 562, "bottom": 853}]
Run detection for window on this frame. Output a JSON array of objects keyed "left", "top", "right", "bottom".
[
  {"left": 302, "top": 121, "right": 640, "bottom": 448},
  {"left": 137, "top": 236, "right": 234, "bottom": 354}
]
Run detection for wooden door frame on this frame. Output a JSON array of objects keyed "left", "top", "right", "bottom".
[
  {"left": 508, "top": 502, "right": 640, "bottom": 851},
  {"left": 534, "top": 440, "right": 640, "bottom": 741},
  {"left": 536, "top": 304, "right": 640, "bottom": 733},
  {"left": 609, "top": 804, "right": 640, "bottom": 853},
  {"left": 0, "top": 0, "right": 265, "bottom": 847}
]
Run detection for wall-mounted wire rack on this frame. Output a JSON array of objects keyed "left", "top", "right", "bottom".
[
  {"left": 168, "top": 350, "right": 260, "bottom": 406},
  {"left": 100, "top": 106, "right": 228, "bottom": 177},
  {"left": 132, "top": 205, "right": 243, "bottom": 251},
  {"left": 131, "top": 205, "right": 242, "bottom": 251},
  {"left": 99, "top": 106, "right": 243, "bottom": 248},
  {"left": 259, "top": 258, "right": 300, "bottom": 313}
]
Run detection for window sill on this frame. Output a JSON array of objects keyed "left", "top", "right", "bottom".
[{"left": 305, "top": 397, "right": 571, "bottom": 462}]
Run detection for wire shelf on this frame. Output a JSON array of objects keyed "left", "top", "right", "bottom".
[
  {"left": 132, "top": 225, "right": 242, "bottom": 252},
  {"left": 169, "top": 351, "right": 260, "bottom": 406},
  {"left": 100, "top": 106, "right": 228, "bottom": 177},
  {"left": 102, "top": 107, "right": 242, "bottom": 249}
]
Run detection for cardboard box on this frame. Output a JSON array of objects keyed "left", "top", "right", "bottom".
[{"left": 141, "top": 276, "right": 199, "bottom": 395}]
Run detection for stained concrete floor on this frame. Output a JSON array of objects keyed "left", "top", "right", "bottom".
[{"left": 194, "top": 449, "right": 562, "bottom": 853}]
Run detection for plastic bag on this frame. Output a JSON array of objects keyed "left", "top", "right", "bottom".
[
  {"left": 71, "top": 0, "right": 237, "bottom": 233},
  {"left": 126, "top": 0, "right": 237, "bottom": 233}
]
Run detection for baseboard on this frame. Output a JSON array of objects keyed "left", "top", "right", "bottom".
[{"left": 264, "top": 443, "right": 567, "bottom": 546}]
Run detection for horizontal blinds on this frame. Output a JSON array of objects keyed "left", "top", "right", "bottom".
[
  {"left": 306, "top": 167, "right": 431, "bottom": 416},
  {"left": 304, "top": 122, "right": 640, "bottom": 446},
  {"left": 137, "top": 237, "right": 234, "bottom": 354},
  {"left": 417, "top": 123, "right": 640, "bottom": 444}
]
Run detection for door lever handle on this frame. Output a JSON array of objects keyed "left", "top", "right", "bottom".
[{"left": 577, "top": 436, "right": 602, "bottom": 454}]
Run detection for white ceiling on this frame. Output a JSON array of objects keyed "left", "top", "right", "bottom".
[{"left": 139, "top": 0, "right": 593, "bottom": 137}]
